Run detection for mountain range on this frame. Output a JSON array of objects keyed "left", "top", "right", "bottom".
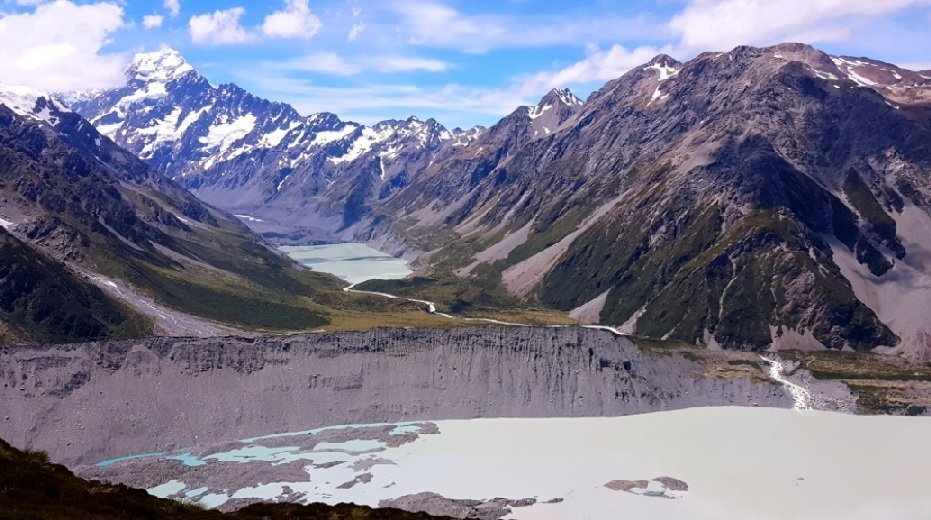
[
  {"left": 0, "top": 42, "right": 926, "bottom": 356},
  {"left": 68, "top": 49, "right": 484, "bottom": 248},
  {"left": 64, "top": 43, "right": 931, "bottom": 357}
]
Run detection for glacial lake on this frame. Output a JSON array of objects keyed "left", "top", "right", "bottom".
[
  {"left": 119, "top": 408, "right": 931, "bottom": 519},
  {"left": 280, "top": 243, "right": 412, "bottom": 285}
]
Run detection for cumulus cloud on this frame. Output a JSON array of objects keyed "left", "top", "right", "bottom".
[
  {"left": 164, "top": 0, "right": 180, "bottom": 17},
  {"left": 398, "top": 45, "right": 665, "bottom": 123},
  {"left": 261, "top": 0, "right": 322, "bottom": 39},
  {"left": 0, "top": 1, "right": 127, "bottom": 91},
  {"left": 348, "top": 22, "right": 365, "bottom": 41},
  {"left": 519, "top": 44, "right": 666, "bottom": 95},
  {"left": 668, "top": 0, "right": 931, "bottom": 53},
  {"left": 142, "top": 14, "right": 164, "bottom": 29},
  {"left": 189, "top": 7, "right": 252, "bottom": 44}
]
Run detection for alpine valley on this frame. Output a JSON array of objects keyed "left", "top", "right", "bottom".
[
  {"left": 68, "top": 43, "right": 931, "bottom": 356},
  {"left": 3, "top": 28, "right": 931, "bottom": 520}
]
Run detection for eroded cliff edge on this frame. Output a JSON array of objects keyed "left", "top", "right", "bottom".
[{"left": 0, "top": 327, "right": 793, "bottom": 465}]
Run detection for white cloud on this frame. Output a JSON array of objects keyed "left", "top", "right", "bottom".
[
  {"left": 519, "top": 44, "right": 666, "bottom": 95},
  {"left": 396, "top": 1, "right": 486, "bottom": 49},
  {"left": 261, "top": 0, "right": 322, "bottom": 39},
  {"left": 669, "top": 0, "right": 931, "bottom": 53},
  {"left": 142, "top": 14, "right": 164, "bottom": 29},
  {"left": 164, "top": 0, "right": 180, "bottom": 17},
  {"left": 0, "top": 1, "right": 127, "bottom": 91},
  {"left": 376, "top": 56, "right": 446, "bottom": 73},
  {"left": 390, "top": 0, "right": 664, "bottom": 53},
  {"left": 189, "top": 7, "right": 252, "bottom": 44},
  {"left": 900, "top": 61, "right": 931, "bottom": 71},
  {"left": 348, "top": 22, "right": 365, "bottom": 41},
  {"left": 269, "top": 52, "right": 447, "bottom": 76},
  {"left": 244, "top": 75, "right": 522, "bottom": 124},
  {"left": 280, "top": 52, "right": 360, "bottom": 76},
  {"left": 474, "top": 0, "right": 931, "bottom": 110}
]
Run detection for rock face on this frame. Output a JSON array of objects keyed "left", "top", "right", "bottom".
[
  {"left": 605, "top": 477, "right": 689, "bottom": 499},
  {"left": 379, "top": 44, "right": 931, "bottom": 354},
  {"left": 380, "top": 493, "right": 536, "bottom": 520},
  {"left": 0, "top": 327, "right": 790, "bottom": 465}
]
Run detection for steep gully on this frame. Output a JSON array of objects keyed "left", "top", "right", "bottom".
[{"left": 759, "top": 357, "right": 812, "bottom": 411}]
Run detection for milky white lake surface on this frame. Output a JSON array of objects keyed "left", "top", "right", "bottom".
[
  {"left": 135, "top": 408, "right": 931, "bottom": 519},
  {"left": 280, "top": 243, "right": 412, "bottom": 285}
]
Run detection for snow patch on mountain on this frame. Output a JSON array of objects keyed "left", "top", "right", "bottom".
[
  {"left": 552, "top": 87, "right": 584, "bottom": 106},
  {"left": 330, "top": 126, "right": 393, "bottom": 164},
  {"left": 115, "top": 82, "right": 169, "bottom": 109},
  {"left": 528, "top": 104, "right": 552, "bottom": 119},
  {"left": 199, "top": 114, "right": 257, "bottom": 152},
  {"left": 831, "top": 57, "right": 878, "bottom": 87},
  {"left": 308, "top": 125, "right": 356, "bottom": 148},
  {"left": 645, "top": 62, "right": 680, "bottom": 81},
  {"left": 0, "top": 84, "right": 70, "bottom": 126},
  {"left": 259, "top": 122, "right": 300, "bottom": 148}
]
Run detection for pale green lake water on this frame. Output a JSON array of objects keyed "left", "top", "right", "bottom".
[{"left": 279, "top": 243, "right": 412, "bottom": 285}]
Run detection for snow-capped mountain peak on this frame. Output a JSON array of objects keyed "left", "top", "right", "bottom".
[
  {"left": 68, "top": 49, "right": 480, "bottom": 228},
  {"left": 126, "top": 48, "right": 196, "bottom": 84},
  {"left": 541, "top": 87, "right": 584, "bottom": 107},
  {"left": 518, "top": 88, "right": 585, "bottom": 138}
]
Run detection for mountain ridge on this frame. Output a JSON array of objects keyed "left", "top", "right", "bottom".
[
  {"left": 67, "top": 43, "right": 931, "bottom": 356},
  {"left": 0, "top": 82, "right": 380, "bottom": 341},
  {"left": 68, "top": 50, "right": 491, "bottom": 250},
  {"left": 360, "top": 42, "right": 931, "bottom": 356}
]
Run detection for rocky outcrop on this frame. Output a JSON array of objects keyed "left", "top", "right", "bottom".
[
  {"left": 0, "top": 327, "right": 790, "bottom": 465},
  {"left": 380, "top": 493, "right": 537, "bottom": 520}
]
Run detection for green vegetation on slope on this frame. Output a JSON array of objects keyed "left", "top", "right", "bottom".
[
  {"left": 539, "top": 181, "right": 894, "bottom": 351},
  {"left": 0, "top": 228, "right": 151, "bottom": 343}
]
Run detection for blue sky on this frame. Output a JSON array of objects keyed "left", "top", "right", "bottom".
[{"left": 1, "top": 1, "right": 930, "bottom": 128}]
